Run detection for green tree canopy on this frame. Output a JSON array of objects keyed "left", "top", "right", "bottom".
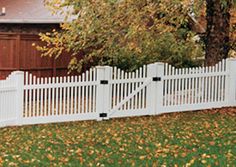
[{"left": 38, "top": 0, "right": 204, "bottom": 72}]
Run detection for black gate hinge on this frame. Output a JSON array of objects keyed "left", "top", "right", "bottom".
[
  {"left": 153, "top": 77, "right": 161, "bottom": 81},
  {"left": 100, "top": 80, "right": 109, "bottom": 84},
  {"left": 99, "top": 113, "right": 108, "bottom": 118}
]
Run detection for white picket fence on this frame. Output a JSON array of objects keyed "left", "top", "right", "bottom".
[{"left": 0, "top": 58, "right": 236, "bottom": 128}]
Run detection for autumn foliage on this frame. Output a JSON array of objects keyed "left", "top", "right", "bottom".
[{"left": 37, "top": 0, "right": 204, "bottom": 72}]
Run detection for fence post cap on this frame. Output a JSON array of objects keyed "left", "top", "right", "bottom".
[
  {"left": 227, "top": 58, "right": 236, "bottom": 61},
  {"left": 96, "top": 66, "right": 111, "bottom": 69},
  {"left": 155, "top": 62, "right": 165, "bottom": 65},
  {"left": 11, "top": 71, "right": 24, "bottom": 75},
  {"left": 147, "top": 62, "right": 157, "bottom": 68}
]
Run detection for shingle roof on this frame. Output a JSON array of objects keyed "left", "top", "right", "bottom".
[{"left": 0, "top": 0, "right": 64, "bottom": 23}]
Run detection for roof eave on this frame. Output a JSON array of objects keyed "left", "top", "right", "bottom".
[{"left": 0, "top": 19, "right": 63, "bottom": 24}]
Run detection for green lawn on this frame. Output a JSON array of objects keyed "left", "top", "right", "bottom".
[{"left": 0, "top": 108, "right": 236, "bottom": 166}]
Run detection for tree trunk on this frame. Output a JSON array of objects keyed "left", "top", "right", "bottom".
[{"left": 205, "top": 0, "right": 231, "bottom": 66}]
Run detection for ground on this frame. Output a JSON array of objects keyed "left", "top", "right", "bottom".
[{"left": 0, "top": 108, "right": 236, "bottom": 166}]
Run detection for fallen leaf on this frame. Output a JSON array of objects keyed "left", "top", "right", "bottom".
[
  {"left": 138, "top": 146, "right": 143, "bottom": 150},
  {"left": 47, "top": 154, "right": 55, "bottom": 161},
  {"left": 0, "top": 157, "right": 3, "bottom": 165},
  {"left": 181, "top": 152, "right": 187, "bottom": 158},
  {"left": 76, "top": 148, "right": 83, "bottom": 156},
  {"left": 139, "top": 155, "right": 146, "bottom": 160},
  {"left": 79, "top": 157, "right": 84, "bottom": 164},
  {"left": 201, "top": 160, "right": 207, "bottom": 164}
]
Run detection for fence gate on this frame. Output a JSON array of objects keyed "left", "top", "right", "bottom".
[
  {"left": 108, "top": 66, "right": 149, "bottom": 118},
  {"left": 107, "top": 62, "right": 165, "bottom": 118}
]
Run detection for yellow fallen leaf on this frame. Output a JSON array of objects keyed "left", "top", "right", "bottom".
[
  {"left": 88, "top": 150, "right": 94, "bottom": 155},
  {"left": 60, "top": 157, "right": 69, "bottom": 163},
  {"left": 205, "top": 122, "right": 211, "bottom": 128},
  {"left": 0, "top": 157, "right": 3, "bottom": 165},
  {"left": 105, "top": 139, "right": 110, "bottom": 144},
  {"left": 181, "top": 152, "right": 187, "bottom": 157},
  {"left": 202, "top": 153, "right": 207, "bottom": 158},
  {"left": 190, "top": 159, "right": 195, "bottom": 164},
  {"left": 139, "top": 155, "right": 146, "bottom": 160},
  {"left": 119, "top": 147, "right": 125, "bottom": 151},
  {"left": 47, "top": 154, "right": 55, "bottom": 161},
  {"left": 79, "top": 157, "right": 84, "bottom": 164},
  {"left": 138, "top": 146, "right": 143, "bottom": 150},
  {"left": 23, "top": 160, "right": 30, "bottom": 163},
  {"left": 214, "top": 122, "right": 219, "bottom": 128},
  {"left": 201, "top": 160, "right": 207, "bottom": 164},
  {"left": 76, "top": 148, "right": 83, "bottom": 156}
]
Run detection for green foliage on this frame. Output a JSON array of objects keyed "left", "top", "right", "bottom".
[
  {"left": 219, "top": 0, "right": 236, "bottom": 11},
  {"left": 38, "top": 0, "right": 204, "bottom": 73}
]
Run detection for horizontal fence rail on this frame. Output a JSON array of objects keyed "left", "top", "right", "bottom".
[{"left": 0, "top": 58, "right": 236, "bottom": 128}]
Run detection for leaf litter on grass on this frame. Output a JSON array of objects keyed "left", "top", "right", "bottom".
[{"left": 0, "top": 107, "right": 235, "bottom": 166}]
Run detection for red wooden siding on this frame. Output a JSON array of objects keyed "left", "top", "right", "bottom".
[{"left": 0, "top": 33, "right": 71, "bottom": 79}]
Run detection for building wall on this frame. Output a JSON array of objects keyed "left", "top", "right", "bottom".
[
  {"left": 0, "top": 24, "right": 60, "bottom": 34},
  {"left": 0, "top": 24, "right": 72, "bottom": 79}
]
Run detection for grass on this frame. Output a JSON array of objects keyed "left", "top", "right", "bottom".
[{"left": 0, "top": 108, "right": 236, "bottom": 166}]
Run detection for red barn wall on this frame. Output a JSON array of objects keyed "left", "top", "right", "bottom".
[{"left": 0, "top": 24, "right": 72, "bottom": 79}]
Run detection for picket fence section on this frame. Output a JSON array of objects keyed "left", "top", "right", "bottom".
[
  {"left": 22, "top": 68, "right": 98, "bottom": 125},
  {"left": 162, "top": 59, "right": 228, "bottom": 113},
  {"left": 0, "top": 58, "right": 236, "bottom": 127},
  {"left": 0, "top": 71, "right": 23, "bottom": 127}
]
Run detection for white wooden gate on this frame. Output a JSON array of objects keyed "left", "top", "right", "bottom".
[{"left": 108, "top": 65, "right": 149, "bottom": 118}]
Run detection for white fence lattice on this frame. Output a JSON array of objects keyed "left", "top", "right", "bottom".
[{"left": 0, "top": 58, "right": 236, "bottom": 127}]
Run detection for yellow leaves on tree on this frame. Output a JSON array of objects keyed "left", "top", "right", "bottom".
[
  {"left": 0, "top": 157, "right": 3, "bottom": 166},
  {"left": 39, "top": 0, "right": 203, "bottom": 73}
]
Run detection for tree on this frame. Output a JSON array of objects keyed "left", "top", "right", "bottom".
[
  {"left": 38, "top": 0, "right": 204, "bottom": 73},
  {"left": 205, "top": 0, "right": 235, "bottom": 65}
]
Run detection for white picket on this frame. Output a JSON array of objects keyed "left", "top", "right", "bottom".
[
  {"left": 36, "top": 78, "right": 40, "bottom": 116},
  {"left": 59, "top": 77, "right": 63, "bottom": 115},
  {"left": 63, "top": 76, "right": 66, "bottom": 115},
  {"left": 78, "top": 75, "right": 81, "bottom": 113}
]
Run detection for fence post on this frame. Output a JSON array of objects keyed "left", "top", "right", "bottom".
[
  {"left": 147, "top": 63, "right": 157, "bottom": 115},
  {"left": 147, "top": 62, "right": 164, "bottom": 115},
  {"left": 156, "top": 63, "right": 164, "bottom": 114},
  {"left": 226, "top": 58, "right": 236, "bottom": 106},
  {"left": 11, "top": 71, "right": 24, "bottom": 125},
  {"left": 96, "top": 66, "right": 112, "bottom": 120}
]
